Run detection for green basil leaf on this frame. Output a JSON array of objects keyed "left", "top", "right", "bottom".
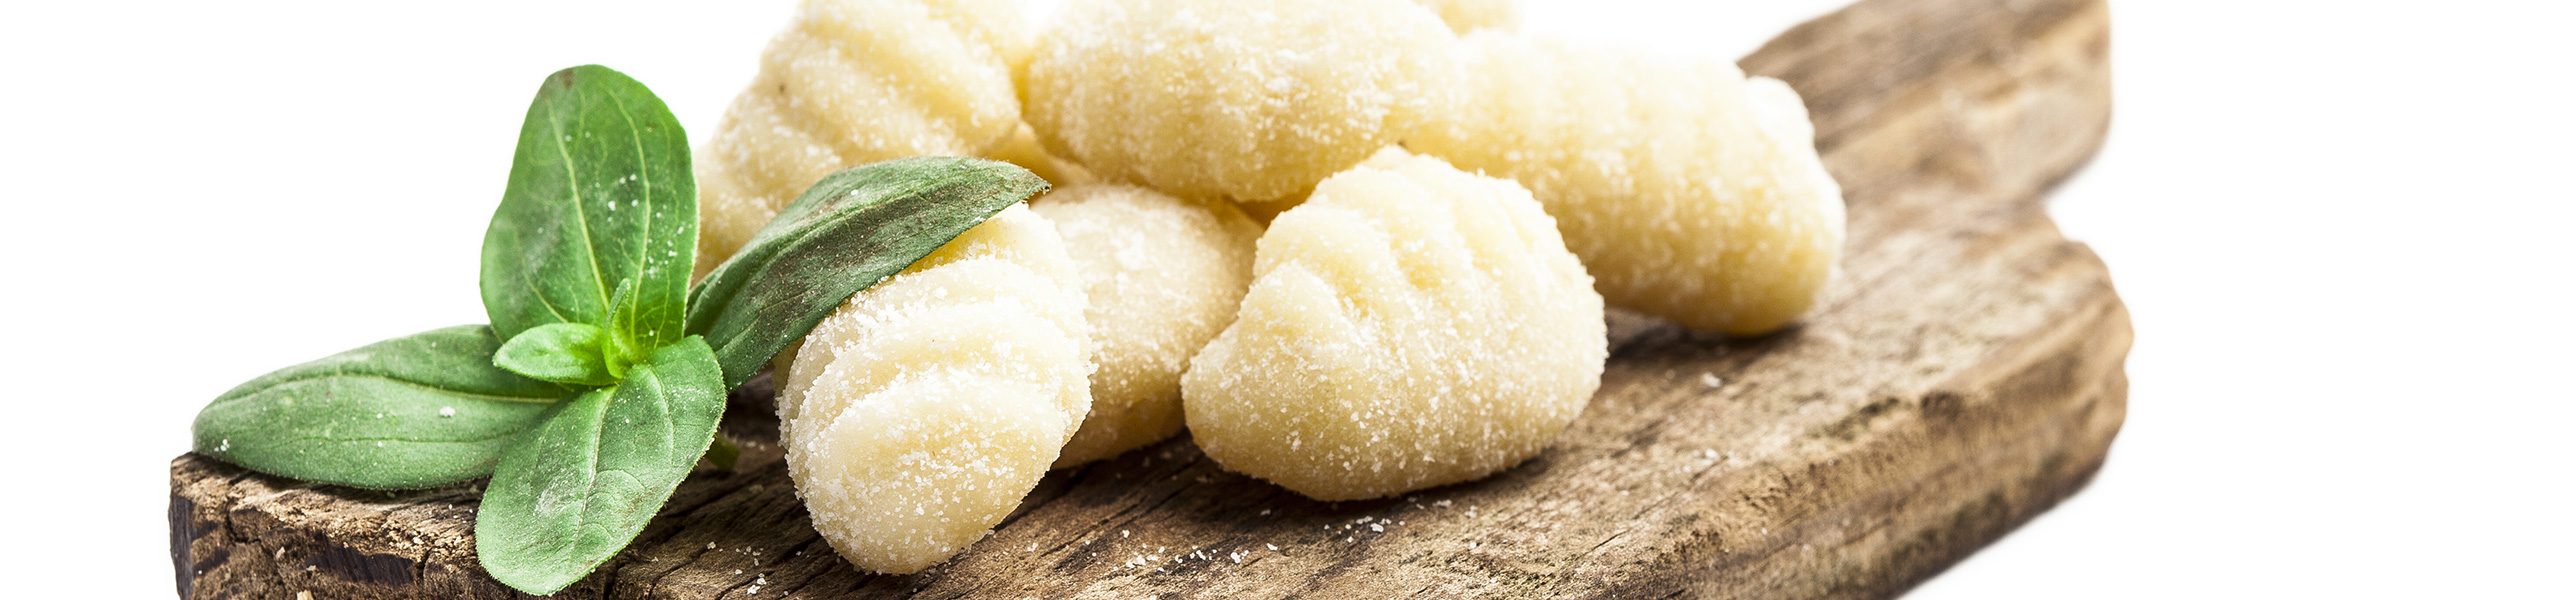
[
  {"left": 475, "top": 336, "right": 724, "bottom": 595},
  {"left": 192, "top": 326, "right": 574, "bottom": 489},
  {"left": 601, "top": 277, "right": 646, "bottom": 378},
  {"left": 481, "top": 64, "right": 695, "bottom": 348},
  {"left": 492, "top": 322, "right": 615, "bottom": 386},
  {"left": 684, "top": 157, "right": 1047, "bottom": 387}
]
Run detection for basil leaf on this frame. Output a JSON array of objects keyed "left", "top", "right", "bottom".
[
  {"left": 492, "top": 322, "right": 615, "bottom": 386},
  {"left": 481, "top": 64, "right": 695, "bottom": 348},
  {"left": 192, "top": 326, "right": 574, "bottom": 489},
  {"left": 685, "top": 157, "right": 1047, "bottom": 387},
  {"left": 601, "top": 277, "right": 646, "bottom": 378},
  {"left": 475, "top": 336, "right": 724, "bottom": 595}
]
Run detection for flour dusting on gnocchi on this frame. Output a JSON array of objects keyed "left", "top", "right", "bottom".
[
  {"left": 776, "top": 206, "right": 1092, "bottom": 574},
  {"left": 1025, "top": 0, "right": 1459, "bottom": 204},
  {"left": 1182, "top": 148, "right": 1606, "bottom": 501}
]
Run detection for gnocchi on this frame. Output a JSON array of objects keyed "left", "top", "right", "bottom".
[
  {"left": 775, "top": 206, "right": 1093, "bottom": 574},
  {"left": 1408, "top": 32, "right": 1846, "bottom": 335},
  {"left": 1024, "top": 0, "right": 1460, "bottom": 204},
  {"left": 1030, "top": 185, "right": 1263, "bottom": 467},
  {"left": 1181, "top": 148, "right": 1606, "bottom": 501}
]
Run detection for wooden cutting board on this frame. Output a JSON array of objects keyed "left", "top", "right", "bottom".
[{"left": 168, "top": 0, "right": 2122, "bottom": 597}]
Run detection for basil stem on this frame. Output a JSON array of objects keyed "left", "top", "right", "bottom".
[
  {"left": 684, "top": 157, "right": 1048, "bottom": 387},
  {"left": 191, "top": 326, "right": 573, "bottom": 489},
  {"left": 703, "top": 434, "right": 741, "bottom": 471}
]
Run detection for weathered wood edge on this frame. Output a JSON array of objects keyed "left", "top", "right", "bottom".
[{"left": 169, "top": 0, "right": 2122, "bottom": 597}]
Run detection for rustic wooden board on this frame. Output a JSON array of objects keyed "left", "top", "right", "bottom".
[{"left": 168, "top": 0, "right": 2123, "bottom": 597}]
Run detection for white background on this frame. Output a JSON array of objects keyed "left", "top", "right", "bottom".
[{"left": 3, "top": 0, "right": 2555, "bottom": 597}]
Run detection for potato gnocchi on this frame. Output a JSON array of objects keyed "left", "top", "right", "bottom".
[
  {"left": 775, "top": 206, "right": 1092, "bottom": 574},
  {"left": 718, "top": 0, "right": 1848, "bottom": 573},
  {"left": 1182, "top": 148, "right": 1606, "bottom": 501},
  {"left": 1024, "top": 0, "right": 1460, "bottom": 204},
  {"left": 693, "top": 0, "right": 1048, "bottom": 279},
  {"left": 1408, "top": 32, "right": 1846, "bottom": 335},
  {"left": 1031, "top": 185, "right": 1262, "bottom": 467}
]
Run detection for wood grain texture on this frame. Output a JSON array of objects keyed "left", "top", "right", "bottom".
[{"left": 168, "top": 0, "right": 2123, "bottom": 597}]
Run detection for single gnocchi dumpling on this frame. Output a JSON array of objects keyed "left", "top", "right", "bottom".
[
  {"left": 1413, "top": 0, "right": 1519, "bottom": 33},
  {"left": 1029, "top": 184, "right": 1262, "bottom": 467},
  {"left": 1407, "top": 32, "right": 1847, "bottom": 335},
  {"left": 1024, "top": 0, "right": 1460, "bottom": 205},
  {"left": 776, "top": 205, "right": 1092, "bottom": 574},
  {"left": 1182, "top": 148, "right": 1606, "bottom": 501},
  {"left": 694, "top": 0, "right": 1060, "bottom": 278}
]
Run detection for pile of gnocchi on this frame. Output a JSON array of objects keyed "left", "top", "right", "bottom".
[{"left": 694, "top": 0, "right": 1844, "bottom": 573}]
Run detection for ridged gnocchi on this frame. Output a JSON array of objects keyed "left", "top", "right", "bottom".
[
  {"left": 1024, "top": 0, "right": 1460, "bottom": 205},
  {"left": 693, "top": 0, "right": 1057, "bottom": 279},
  {"left": 1182, "top": 148, "right": 1606, "bottom": 501},
  {"left": 728, "top": 0, "right": 1845, "bottom": 573},
  {"left": 1030, "top": 185, "right": 1262, "bottom": 467},
  {"left": 775, "top": 206, "right": 1092, "bottom": 574},
  {"left": 1409, "top": 32, "right": 1846, "bottom": 335}
]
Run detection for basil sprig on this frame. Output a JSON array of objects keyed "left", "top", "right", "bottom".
[
  {"left": 188, "top": 63, "right": 1047, "bottom": 596},
  {"left": 458, "top": 65, "right": 728, "bottom": 595}
]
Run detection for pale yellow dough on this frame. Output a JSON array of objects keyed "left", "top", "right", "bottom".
[
  {"left": 1413, "top": 0, "right": 1519, "bottom": 33},
  {"left": 1408, "top": 32, "right": 1847, "bottom": 335},
  {"left": 1024, "top": 0, "right": 1459, "bottom": 204},
  {"left": 694, "top": 0, "right": 1066, "bottom": 279},
  {"left": 1029, "top": 185, "right": 1262, "bottom": 467},
  {"left": 776, "top": 206, "right": 1092, "bottom": 574},
  {"left": 1182, "top": 149, "right": 1606, "bottom": 501}
]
